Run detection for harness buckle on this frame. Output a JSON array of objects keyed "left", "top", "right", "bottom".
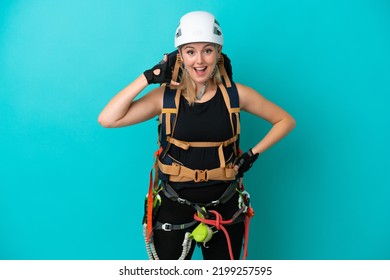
[
  {"left": 162, "top": 223, "right": 173, "bottom": 231},
  {"left": 194, "top": 169, "right": 208, "bottom": 182},
  {"left": 177, "top": 197, "right": 186, "bottom": 204},
  {"left": 210, "top": 200, "right": 220, "bottom": 206}
]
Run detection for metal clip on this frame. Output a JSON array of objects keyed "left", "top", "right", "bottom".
[
  {"left": 210, "top": 200, "right": 220, "bottom": 206},
  {"left": 162, "top": 223, "right": 172, "bottom": 231}
]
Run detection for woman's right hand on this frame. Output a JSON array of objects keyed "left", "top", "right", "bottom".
[{"left": 143, "top": 54, "right": 172, "bottom": 84}]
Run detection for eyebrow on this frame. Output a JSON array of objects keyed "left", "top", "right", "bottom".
[{"left": 183, "top": 43, "right": 215, "bottom": 50}]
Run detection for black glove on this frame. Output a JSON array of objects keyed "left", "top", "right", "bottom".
[
  {"left": 143, "top": 55, "right": 172, "bottom": 84},
  {"left": 235, "top": 148, "right": 259, "bottom": 177},
  {"left": 166, "top": 50, "right": 179, "bottom": 72}
]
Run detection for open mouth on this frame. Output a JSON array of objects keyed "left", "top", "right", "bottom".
[{"left": 194, "top": 66, "right": 207, "bottom": 75}]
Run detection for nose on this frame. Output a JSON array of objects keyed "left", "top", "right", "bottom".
[{"left": 195, "top": 53, "right": 205, "bottom": 64}]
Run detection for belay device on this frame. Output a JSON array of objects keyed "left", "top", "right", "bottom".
[{"left": 142, "top": 50, "right": 255, "bottom": 260}]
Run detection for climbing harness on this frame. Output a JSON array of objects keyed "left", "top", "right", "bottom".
[
  {"left": 143, "top": 179, "right": 254, "bottom": 260},
  {"left": 142, "top": 50, "right": 254, "bottom": 260}
]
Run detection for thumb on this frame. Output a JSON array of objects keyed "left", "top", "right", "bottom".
[{"left": 162, "top": 53, "right": 168, "bottom": 62}]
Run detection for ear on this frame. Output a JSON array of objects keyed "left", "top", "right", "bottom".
[
  {"left": 178, "top": 48, "right": 186, "bottom": 69},
  {"left": 216, "top": 45, "right": 222, "bottom": 59}
]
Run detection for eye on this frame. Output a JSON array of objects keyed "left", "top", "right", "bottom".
[
  {"left": 204, "top": 48, "right": 214, "bottom": 54},
  {"left": 186, "top": 50, "right": 194, "bottom": 55}
]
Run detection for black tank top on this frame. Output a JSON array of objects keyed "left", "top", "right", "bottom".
[{"left": 168, "top": 87, "right": 235, "bottom": 188}]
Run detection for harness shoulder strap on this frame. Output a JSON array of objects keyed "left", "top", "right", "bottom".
[
  {"left": 219, "top": 82, "right": 240, "bottom": 136},
  {"left": 159, "top": 85, "right": 181, "bottom": 147}
]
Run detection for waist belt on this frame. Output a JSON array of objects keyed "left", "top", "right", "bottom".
[
  {"left": 154, "top": 212, "right": 245, "bottom": 232},
  {"left": 154, "top": 220, "right": 198, "bottom": 231},
  {"left": 162, "top": 180, "right": 238, "bottom": 216}
]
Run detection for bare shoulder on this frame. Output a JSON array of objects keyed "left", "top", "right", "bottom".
[
  {"left": 235, "top": 82, "right": 293, "bottom": 124},
  {"left": 235, "top": 83, "right": 266, "bottom": 112}
]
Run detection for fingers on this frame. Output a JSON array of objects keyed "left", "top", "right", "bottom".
[
  {"left": 157, "top": 54, "right": 168, "bottom": 65},
  {"left": 170, "top": 80, "right": 180, "bottom": 86}
]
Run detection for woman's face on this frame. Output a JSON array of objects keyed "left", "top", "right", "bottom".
[{"left": 180, "top": 42, "right": 221, "bottom": 86}]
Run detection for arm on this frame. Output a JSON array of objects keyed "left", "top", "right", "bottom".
[
  {"left": 98, "top": 54, "right": 174, "bottom": 128},
  {"left": 98, "top": 74, "right": 163, "bottom": 128},
  {"left": 237, "top": 83, "right": 296, "bottom": 155}
]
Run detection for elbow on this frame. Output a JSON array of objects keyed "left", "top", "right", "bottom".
[
  {"left": 279, "top": 113, "right": 296, "bottom": 133},
  {"left": 288, "top": 115, "right": 296, "bottom": 132},
  {"left": 98, "top": 115, "right": 116, "bottom": 128},
  {"left": 290, "top": 116, "right": 296, "bottom": 130}
]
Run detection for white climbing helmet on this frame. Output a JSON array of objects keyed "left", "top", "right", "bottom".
[{"left": 174, "top": 11, "right": 224, "bottom": 48}]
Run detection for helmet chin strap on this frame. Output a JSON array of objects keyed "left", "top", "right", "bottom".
[
  {"left": 196, "top": 83, "right": 208, "bottom": 100},
  {"left": 195, "top": 64, "right": 217, "bottom": 100}
]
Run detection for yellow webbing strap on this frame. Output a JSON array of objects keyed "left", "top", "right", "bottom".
[
  {"left": 218, "top": 145, "right": 225, "bottom": 168},
  {"left": 164, "top": 112, "right": 171, "bottom": 136},
  {"left": 160, "top": 88, "right": 182, "bottom": 136},
  {"left": 219, "top": 83, "right": 240, "bottom": 137},
  {"left": 166, "top": 135, "right": 238, "bottom": 150},
  {"left": 218, "top": 55, "right": 232, "bottom": 88},
  {"left": 235, "top": 112, "right": 241, "bottom": 135},
  {"left": 158, "top": 160, "right": 237, "bottom": 182},
  {"left": 171, "top": 53, "right": 182, "bottom": 83},
  {"left": 166, "top": 134, "right": 239, "bottom": 169}
]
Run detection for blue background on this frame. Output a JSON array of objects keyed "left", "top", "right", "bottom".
[{"left": 1, "top": 0, "right": 389, "bottom": 260}]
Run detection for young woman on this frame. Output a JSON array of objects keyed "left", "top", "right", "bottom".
[{"left": 98, "top": 11, "right": 295, "bottom": 260}]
